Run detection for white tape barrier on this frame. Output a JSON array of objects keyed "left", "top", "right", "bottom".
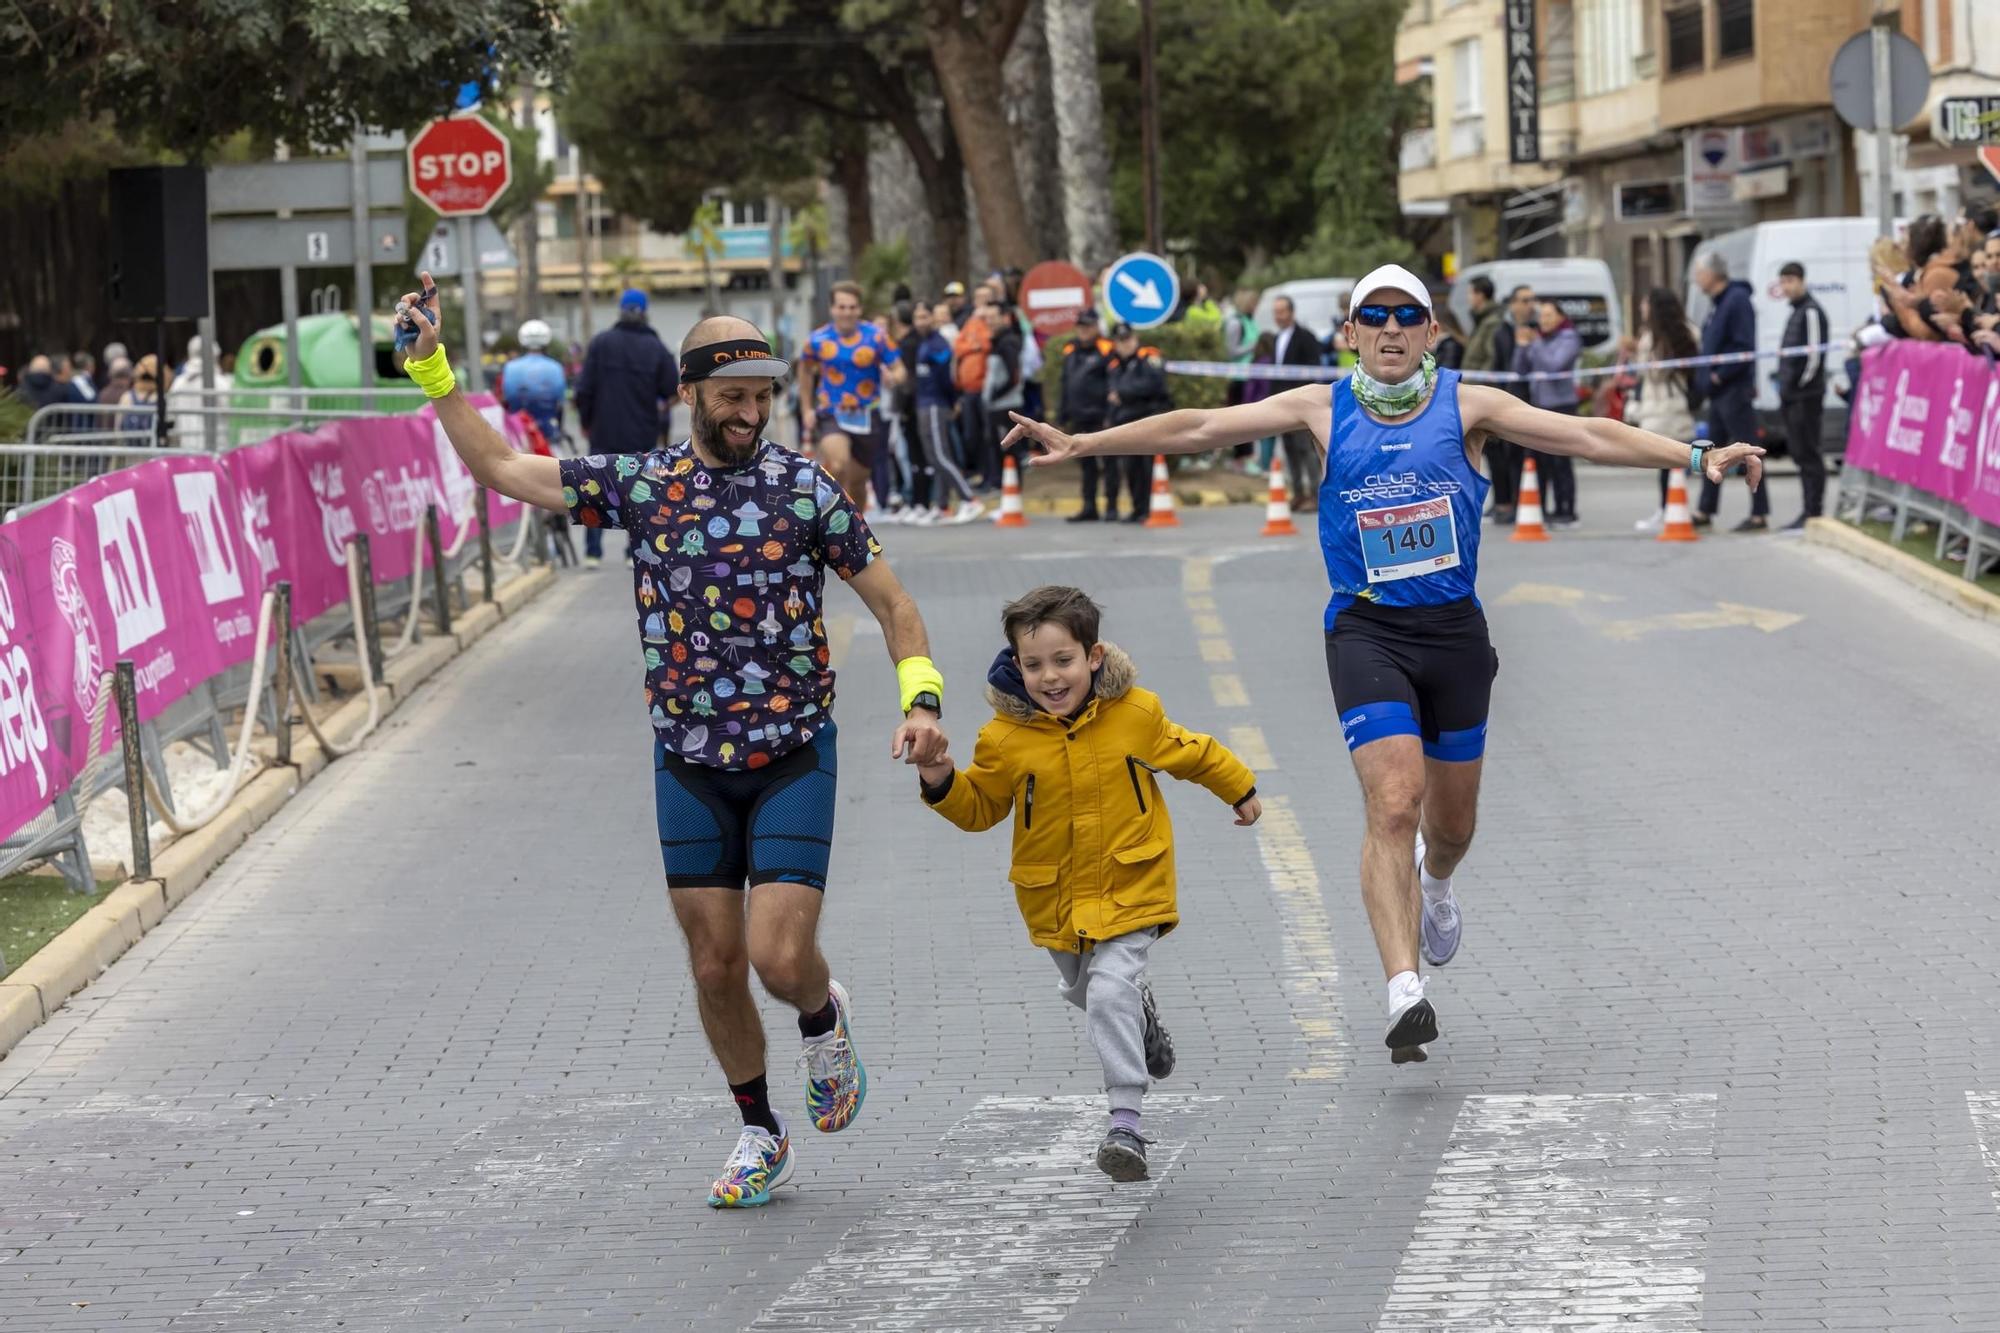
[
  {"left": 1163, "top": 338, "right": 1857, "bottom": 384},
  {"left": 141, "top": 589, "right": 279, "bottom": 836},
  {"left": 292, "top": 547, "right": 382, "bottom": 759}
]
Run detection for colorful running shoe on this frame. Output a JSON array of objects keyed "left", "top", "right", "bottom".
[
  {"left": 1416, "top": 832, "right": 1463, "bottom": 967},
  {"left": 708, "top": 1122, "right": 793, "bottom": 1208},
  {"left": 799, "top": 979, "right": 867, "bottom": 1133}
]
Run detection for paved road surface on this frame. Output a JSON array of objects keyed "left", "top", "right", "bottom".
[{"left": 3, "top": 466, "right": 1998, "bottom": 1331}]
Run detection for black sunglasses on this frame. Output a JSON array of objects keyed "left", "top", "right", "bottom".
[{"left": 1353, "top": 303, "right": 1430, "bottom": 329}]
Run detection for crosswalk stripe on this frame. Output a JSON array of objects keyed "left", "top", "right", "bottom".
[
  {"left": 1965, "top": 1092, "right": 2000, "bottom": 1209},
  {"left": 1380, "top": 1093, "right": 1717, "bottom": 1329},
  {"left": 748, "top": 1095, "right": 1209, "bottom": 1332}
]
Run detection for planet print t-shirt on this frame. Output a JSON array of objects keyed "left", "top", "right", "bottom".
[
  {"left": 804, "top": 321, "right": 901, "bottom": 432},
  {"left": 559, "top": 439, "right": 881, "bottom": 771}
]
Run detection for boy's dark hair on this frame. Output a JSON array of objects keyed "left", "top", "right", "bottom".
[{"left": 1002, "top": 585, "right": 1102, "bottom": 650}]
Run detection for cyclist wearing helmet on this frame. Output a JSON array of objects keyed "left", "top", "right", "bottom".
[{"left": 503, "top": 318, "right": 569, "bottom": 447}]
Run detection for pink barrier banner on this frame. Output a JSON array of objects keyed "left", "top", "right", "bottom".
[
  {"left": 0, "top": 399, "right": 531, "bottom": 845},
  {"left": 1846, "top": 340, "right": 2000, "bottom": 524}
]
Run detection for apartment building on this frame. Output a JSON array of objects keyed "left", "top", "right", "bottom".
[{"left": 1397, "top": 0, "right": 2000, "bottom": 321}]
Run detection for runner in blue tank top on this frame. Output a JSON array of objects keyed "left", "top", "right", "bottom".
[{"left": 1003, "top": 264, "right": 1767, "bottom": 1064}]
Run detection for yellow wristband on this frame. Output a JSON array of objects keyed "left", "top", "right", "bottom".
[
  {"left": 895, "top": 655, "right": 944, "bottom": 713},
  {"left": 405, "top": 345, "right": 457, "bottom": 399}
]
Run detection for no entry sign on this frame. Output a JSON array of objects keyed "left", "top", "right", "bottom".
[
  {"left": 1018, "top": 260, "right": 1094, "bottom": 338},
  {"left": 408, "top": 113, "right": 513, "bottom": 217}
]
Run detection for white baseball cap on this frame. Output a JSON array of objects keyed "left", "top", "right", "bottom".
[{"left": 1350, "top": 264, "right": 1434, "bottom": 313}]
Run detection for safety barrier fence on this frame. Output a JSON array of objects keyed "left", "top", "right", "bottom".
[
  {"left": 1834, "top": 339, "right": 2000, "bottom": 582},
  {"left": 0, "top": 398, "right": 540, "bottom": 907},
  {"left": 1160, "top": 339, "right": 1858, "bottom": 384}
]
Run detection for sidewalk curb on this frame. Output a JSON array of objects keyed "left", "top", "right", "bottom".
[
  {"left": 0, "top": 562, "right": 561, "bottom": 1061},
  {"left": 1020, "top": 487, "right": 1251, "bottom": 516},
  {"left": 1804, "top": 518, "right": 2000, "bottom": 624}
]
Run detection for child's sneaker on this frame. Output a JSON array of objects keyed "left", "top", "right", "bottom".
[
  {"left": 1095, "top": 1127, "right": 1152, "bottom": 1182},
  {"left": 1138, "top": 981, "right": 1175, "bottom": 1079},
  {"left": 799, "top": 979, "right": 867, "bottom": 1132},
  {"left": 708, "top": 1121, "right": 793, "bottom": 1207}
]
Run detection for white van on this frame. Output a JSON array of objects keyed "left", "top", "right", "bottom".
[
  {"left": 1448, "top": 258, "right": 1623, "bottom": 360},
  {"left": 1254, "top": 278, "right": 1356, "bottom": 344},
  {"left": 1683, "top": 217, "right": 1875, "bottom": 426}
]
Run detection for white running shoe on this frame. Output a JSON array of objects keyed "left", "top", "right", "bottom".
[
  {"left": 1416, "top": 832, "right": 1462, "bottom": 968},
  {"left": 1385, "top": 974, "right": 1438, "bottom": 1064},
  {"left": 1634, "top": 509, "right": 1665, "bottom": 533},
  {"left": 950, "top": 499, "right": 988, "bottom": 525}
]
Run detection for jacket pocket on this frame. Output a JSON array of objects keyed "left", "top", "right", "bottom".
[
  {"left": 1009, "top": 861, "right": 1059, "bottom": 890},
  {"left": 1125, "top": 756, "right": 1150, "bottom": 814},
  {"left": 1106, "top": 838, "right": 1169, "bottom": 910}
]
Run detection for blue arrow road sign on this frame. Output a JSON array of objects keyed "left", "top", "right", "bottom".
[{"left": 1103, "top": 252, "right": 1180, "bottom": 330}]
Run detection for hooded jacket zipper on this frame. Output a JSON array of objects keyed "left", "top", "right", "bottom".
[
  {"left": 1024, "top": 774, "right": 1035, "bottom": 829},
  {"left": 1125, "top": 756, "right": 1148, "bottom": 814}
]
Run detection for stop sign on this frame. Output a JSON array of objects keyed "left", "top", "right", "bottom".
[
  {"left": 408, "top": 113, "right": 513, "bottom": 217},
  {"left": 1018, "top": 260, "right": 1094, "bottom": 338}
]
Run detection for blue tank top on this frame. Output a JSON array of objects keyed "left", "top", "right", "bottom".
[{"left": 1317, "top": 367, "right": 1488, "bottom": 628}]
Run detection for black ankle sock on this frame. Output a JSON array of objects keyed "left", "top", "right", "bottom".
[
  {"left": 730, "top": 1073, "right": 781, "bottom": 1135},
  {"left": 798, "top": 996, "right": 838, "bottom": 1040}
]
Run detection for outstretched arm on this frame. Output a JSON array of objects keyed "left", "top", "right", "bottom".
[
  {"left": 1004, "top": 384, "right": 1331, "bottom": 464},
  {"left": 843, "top": 559, "right": 948, "bottom": 767},
  {"left": 1458, "top": 383, "right": 1767, "bottom": 492},
  {"left": 394, "top": 272, "right": 564, "bottom": 512}
]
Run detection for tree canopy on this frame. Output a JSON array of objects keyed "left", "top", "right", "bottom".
[
  {"left": 1097, "top": 0, "right": 1408, "bottom": 280},
  {"left": 0, "top": 1, "right": 568, "bottom": 156}
]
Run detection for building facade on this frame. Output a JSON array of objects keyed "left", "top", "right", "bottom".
[{"left": 1397, "top": 0, "right": 2000, "bottom": 325}]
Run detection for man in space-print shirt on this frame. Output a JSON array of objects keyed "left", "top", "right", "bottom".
[{"left": 561, "top": 437, "right": 881, "bottom": 770}]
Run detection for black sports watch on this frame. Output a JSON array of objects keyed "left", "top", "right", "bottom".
[{"left": 906, "top": 691, "right": 942, "bottom": 717}]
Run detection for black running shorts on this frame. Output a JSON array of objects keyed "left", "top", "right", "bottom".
[{"left": 1324, "top": 599, "right": 1498, "bottom": 761}]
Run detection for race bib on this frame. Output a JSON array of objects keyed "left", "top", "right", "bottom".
[{"left": 1356, "top": 495, "right": 1460, "bottom": 583}]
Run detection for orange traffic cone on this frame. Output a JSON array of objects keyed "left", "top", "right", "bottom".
[
  {"left": 1144, "top": 455, "right": 1180, "bottom": 528},
  {"left": 1261, "top": 451, "right": 1297, "bottom": 537},
  {"left": 1511, "top": 457, "right": 1550, "bottom": 543},
  {"left": 995, "top": 454, "right": 1028, "bottom": 527},
  {"left": 1658, "top": 467, "right": 1698, "bottom": 542}
]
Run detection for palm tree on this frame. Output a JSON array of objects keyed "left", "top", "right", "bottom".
[{"left": 687, "top": 200, "right": 725, "bottom": 315}]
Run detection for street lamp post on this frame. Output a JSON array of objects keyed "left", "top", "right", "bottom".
[{"left": 1139, "top": 0, "right": 1163, "bottom": 255}]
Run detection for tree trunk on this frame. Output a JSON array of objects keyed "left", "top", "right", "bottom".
[
  {"left": 515, "top": 86, "right": 541, "bottom": 319},
  {"left": 1004, "top": 0, "right": 1067, "bottom": 263},
  {"left": 866, "top": 74, "right": 969, "bottom": 286},
  {"left": 921, "top": 0, "right": 1036, "bottom": 272},
  {"left": 1043, "top": 0, "right": 1118, "bottom": 272},
  {"left": 832, "top": 134, "right": 874, "bottom": 266}
]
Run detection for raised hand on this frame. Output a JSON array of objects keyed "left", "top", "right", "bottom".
[
  {"left": 1003, "top": 412, "right": 1083, "bottom": 466},
  {"left": 393, "top": 270, "right": 444, "bottom": 361},
  {"left": 1702, "top": 441, "right": 1767, "bottom": 493}
]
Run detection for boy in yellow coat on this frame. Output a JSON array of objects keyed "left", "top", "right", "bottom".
[{"left": 919, "top": 586, "right": 1260, "bottom": 1181}]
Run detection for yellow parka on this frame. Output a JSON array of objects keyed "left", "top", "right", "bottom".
[{"left": 923, "top": 643, "right": 1257, "bottom": 952}]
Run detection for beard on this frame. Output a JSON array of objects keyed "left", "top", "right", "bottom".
[{"left": 691, "top": 387, "right": 769, "bottom": 465}]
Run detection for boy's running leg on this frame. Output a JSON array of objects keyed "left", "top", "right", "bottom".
[{"left": 1078, "top": 930, "right": 1159, "bottom": 1182}]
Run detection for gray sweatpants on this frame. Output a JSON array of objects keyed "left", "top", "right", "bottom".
[{"left": 1049, "top": 927, "right": 1158, "bottom": 1114}]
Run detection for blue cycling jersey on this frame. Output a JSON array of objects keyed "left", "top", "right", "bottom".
[
  {"left": 1316, "top": 368, "right": 1489, "bottom": 628},
  {"left": 501, "top": 352, "right": 567, "bottom": 439}
]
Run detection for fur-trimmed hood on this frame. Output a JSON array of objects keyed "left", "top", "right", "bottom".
[{"left": 984, "top": 640, "right": 1136, "bottom": 722}]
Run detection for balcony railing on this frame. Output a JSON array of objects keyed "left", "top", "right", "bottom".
[
  {"left": 1448, "top": 116, "right": 1486, "bottom": 160},
  {"left": 1400, "top": 127, "right": 1439, "bottom": 172}
]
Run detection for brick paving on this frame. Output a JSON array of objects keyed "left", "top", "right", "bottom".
[{"left": 2, "top": 466, "right": 1998, "bottom": 1330}]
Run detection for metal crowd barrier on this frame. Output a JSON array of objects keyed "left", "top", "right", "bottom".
[
  {"left": 1833, "top": 466, "right": 2000, "bottom": 581},
  {"left": 0, "top": 498, "right": 546, "bottom": 895}
]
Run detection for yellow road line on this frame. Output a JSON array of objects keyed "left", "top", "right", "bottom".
[
  {"left": 1191, "top": 612, "right": 1226, "bottom": 637},
  {"left": 1253, "top": 793, "right": 1347, "bottom": 1081},
  {"left": 825, "top": 611, "right": 856, "bottom": 671},
  {"left": 1198, "top": 637, "right": 1235, "bottom": 663},
  {"left": 1209, "top": 673, "right": 1248, "bottom": 708},
  {"left": 1227, "top": 725, "right": 1276, "bottom": 771},
  {"left": 1184, "top": 595, "right": 1216, "bottom": 613},
  {"left": 1182, "top": 557, "right": 1214, "bottom": 595}
]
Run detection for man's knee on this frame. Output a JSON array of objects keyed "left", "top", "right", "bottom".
[
  {"left": 688, "top": 945, "right": 750, "bottom": 997},
  {"left": 749, "top": 935, "right": 818, "bottom": 1000},
  {"left": 1363, "top": 780, "right": 1424, "bottom": 841}
]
